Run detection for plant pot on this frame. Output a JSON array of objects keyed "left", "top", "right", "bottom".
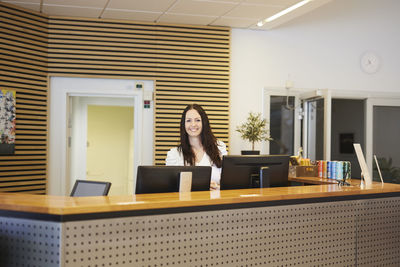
[{"left": 241, "top": 150, "right": 260, "bottom": 155}]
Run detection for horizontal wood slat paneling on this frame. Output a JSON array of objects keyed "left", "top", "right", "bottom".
[
  {"left": 0, "top": 47, "right": 48, "bottom": 64},
  {"left": 0, "top": 155, "right": 46, "bottom": 160},
  {"left": 0, "top": 3, "right": 48, "bottom": 194},
  {"left": 47, "top": 16, "right": 230, "bottom": 165},
  {"left": 0, "top": 186, "right": 46, "bottom": 193},
  {"left": 49, "top": 56, "right": 229, "bottom": 66},
  {"left": 0, "top": 170, "right": 46, "bottom": 177},
  {"left": 0, "top": 160, "right": 46, "bottom": 166},
  {"left": 49, "top": 35, "right": 230, "bottom": 48},
  {"left": 0, "top": 165, "right": 46, "bottom": 171},
  {"left": 0, "top": 82, "right": 48, "bottom": 93},
  {"left": 1, "top": 2, "right": 230, "bottom": 194}
]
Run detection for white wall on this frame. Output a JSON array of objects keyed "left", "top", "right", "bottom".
[{"left": 230, "top": 0, "right": 400, "bottom": 154}]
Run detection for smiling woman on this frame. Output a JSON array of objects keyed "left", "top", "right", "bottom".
[{"left": 166, "top": 104, "right": 227, "bottom": 188}]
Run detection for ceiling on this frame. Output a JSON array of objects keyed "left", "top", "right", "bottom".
[{"left": 1, "top": 0, "right": 332, "bottom": 30}]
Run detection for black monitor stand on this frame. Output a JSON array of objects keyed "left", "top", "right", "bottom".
[{"left": 250, "top": 166, "right": 270, "bottom": 188}]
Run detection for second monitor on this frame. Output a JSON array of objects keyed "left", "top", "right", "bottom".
[{"left": 220, "top": 155, "right": 290, "bottom": 190}]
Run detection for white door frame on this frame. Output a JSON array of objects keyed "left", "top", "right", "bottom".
[{"left": 48, "top": 76, "right": 153, "bottom": 196}]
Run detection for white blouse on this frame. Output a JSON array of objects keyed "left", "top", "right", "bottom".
[{"left": 165, "top": 140, "right": 227, "bottom": 184}]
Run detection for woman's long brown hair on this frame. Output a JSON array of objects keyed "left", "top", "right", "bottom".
[{"left": 178, "top": 104, "right": 222, "bottom": 168}]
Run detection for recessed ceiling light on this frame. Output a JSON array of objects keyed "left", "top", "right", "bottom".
[{"left": 260, "top": 0, "right": 312, "bottom": 24}]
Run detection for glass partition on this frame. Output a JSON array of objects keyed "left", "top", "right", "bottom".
[
  {"left": 373, "top": 106, "right": 400, "bottom": 183},
  {"left": 305, "top": 98, "right": 324, "bottom": 160},
  {"left": 270, "top": 96, "right": 295, "bottom": 155}
]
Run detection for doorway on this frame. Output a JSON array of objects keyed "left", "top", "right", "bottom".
[
  {"left": 49, "top": 77, "right": 154, "bottom": 196},
  {"left": 68, "top": 96, "right": 135, "bottom": 196},
  {"left": 330, "top": 99, "right": 365, "bottom": 179},
  {"left": 367, "top": 98, "right": 400, "bottom": 183}
]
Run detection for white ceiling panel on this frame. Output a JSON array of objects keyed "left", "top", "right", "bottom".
[
  {"left": 243, "top": 0, "right": 299, "bottom": 5},
  {"left": 1, "top": 0, "right": 333, "bottom": 30},
  {"left": 4, "top": 0, "right": 40, "bottom": 3},
  {"left": 225, "top": 3, "right": 283, "bottom": 19},
  {"left": 169, "top": 0, "right": 236, "bottom": 16},
  {"left": 158, "top": 13, "right": 217, "bottom": 26},
  {"left": 107, "top": 0, "right": 176, "bottom": 12},
  {"left": 2, "top": 1, "right": 41, "bottom": 11},
  {"left": 42, "top": 5, "right": 102, "bottom": 18},
  {"left": 207, "top": 0, "right": 242, "bottom": 2},
  {"left": 44, "top": 0, "right": 108, "bottom": 8},
  {"left": 102, "top": 9, "right": 161, "bottom": 21},
  {"left": 211, "top": 16, "right": 255, "bottom": 28}
]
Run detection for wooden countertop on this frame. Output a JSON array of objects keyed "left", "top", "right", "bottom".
[
  {"left": 288, "top": 176, "right": 359, "bottom": 185},
  {"left": 0, "top": 181, "right": 399, "bottom": 216}
]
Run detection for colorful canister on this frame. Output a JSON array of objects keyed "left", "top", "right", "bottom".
[
  {"left": 322, "top": 161, "right": 327, "bottom": 178},
  {"left": 327, "top": 161, "right": 331, "bottom": 179},
  {"left": 318, "top": 160, "right": 323, "bottom": 178},
  {"left": 344, "top": 161, "right": 351, "bottom": 180},
  {"left": 332, "top": 161, "right": 337, "bottom": 179},
  {"left": 336, "top": 161, "right": 343, "bottom": 180}
]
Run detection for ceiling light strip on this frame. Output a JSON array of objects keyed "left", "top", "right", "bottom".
[{"left": 257, "top": 0, "right": 311, "bottom": 26}]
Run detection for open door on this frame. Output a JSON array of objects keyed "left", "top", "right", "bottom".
[
  {"left": 67, "top": 96, "right": 135, "bottom": 196},
  {"left": 300, "top": 89, "right": 331, "bottom": 161}
]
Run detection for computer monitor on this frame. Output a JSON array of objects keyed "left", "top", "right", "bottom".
[
  {"left": 220, "top": 155, "right": 290, "bottom": 190},
  {"left": 70, "top": 180, "right": 112, "bottom": 197},
  {"left": 135, "top": 166, "right": 212, "bottom": 194}
]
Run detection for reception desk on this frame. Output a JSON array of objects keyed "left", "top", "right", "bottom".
[
  {"left": 1, "top": 181, "right": 400, "bottom": 266},
  {"left": 288, "top": 176, "right": 357, "bottom": 185}
]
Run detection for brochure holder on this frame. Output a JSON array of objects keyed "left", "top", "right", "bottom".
[{"left": 353, "top": 143, "right": 372, "bottom": 187}]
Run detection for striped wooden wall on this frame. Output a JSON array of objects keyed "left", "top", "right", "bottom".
[
  {"left": 47, "top": 16, "right": 230, "bottom": 165},
  {"left": 0, "top": 3, "right": 48, "bottom": 193},
  {"left": 0, "top": 2, "right": 230, "bottom": 193}
]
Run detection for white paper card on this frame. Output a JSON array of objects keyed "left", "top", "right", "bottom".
[
  {"left": 210, "top": 189, "right": 220, "bottom": 199},
  {"left": 179, "top": 171, "right": 192, "bottom": 193},
  {"left": 353, "top": 143, "right": 372, "bottom": 186},
  {"left": 374, "top": 155, "right": 384, "bottom": 184}
]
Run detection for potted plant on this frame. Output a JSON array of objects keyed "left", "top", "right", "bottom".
[{"left": 236, "top": 112, "right": 272, "bottom": 155}]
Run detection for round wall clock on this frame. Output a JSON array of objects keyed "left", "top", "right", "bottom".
[{"left": 360, "top": 51, "right": 380, "bottom": 74}]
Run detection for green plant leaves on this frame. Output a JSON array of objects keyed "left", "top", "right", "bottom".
[{"left": 236, "top": 112, "right": 272, "bottom": 150}]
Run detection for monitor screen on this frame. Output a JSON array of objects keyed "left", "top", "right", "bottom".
[
  {"left": 70, "top": 180, "right": 111, "bottom": 197},
  {"left": 220, "top": 155, "right": 290, "bottom": 190},
  {"left": 135, "top": 166, "right": 212, "bottom": 194}
]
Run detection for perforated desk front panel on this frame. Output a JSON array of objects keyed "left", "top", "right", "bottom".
[
  {"left": 0, "top": 218, "right": 61, "bottom": 266},
  {"left": 1, "top": 196, "right": 399, "bottom": 267}
]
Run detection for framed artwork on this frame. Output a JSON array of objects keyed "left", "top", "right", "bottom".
[{"left": 0, "top": 89, "right": 16, "bottom": 154}]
